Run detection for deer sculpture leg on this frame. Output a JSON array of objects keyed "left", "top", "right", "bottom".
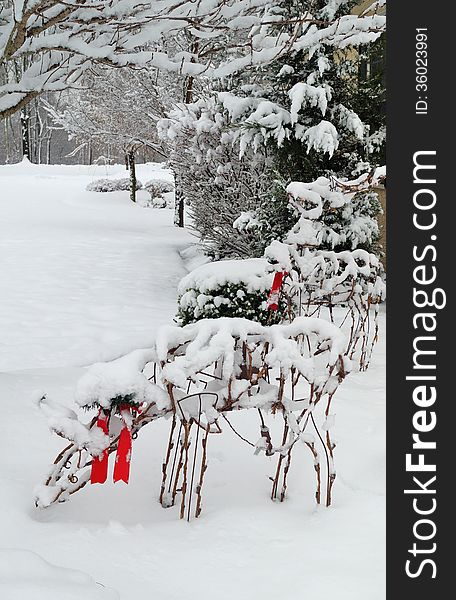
[{"left": 162, "top": 414, "right": 211, "bottom": 520}]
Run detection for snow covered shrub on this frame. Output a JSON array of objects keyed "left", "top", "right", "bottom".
[
  {"left": 239, "top": 175, "right": 383, "bottom": 256},
  {"left": 158, "top": 96, "right": 272, "bottom": 258},
  {"left": 37, "top": 315, "right": 349, "bottom": 517},
  {"left": 86, "top": 178, "right": 118, "bottom": 192},
  {"left": 138, "top": 196, "right": 169, "bottom": 209},
  {"left": 150, "top": 196, "right": 168, "bottom": 208},
  {"left": 177, "top": 168, "right": 384, "bottom": 367},
  {"left": 176, "top": 259, "right": 287, "bottom": 326},
  {"left": 285, "top": 172, "right": 384, "bottom": 253},
  {"left": 218, "top": 33, "right": 385, "bottom": 256},
  {"left": 137, "top": 195, "right": 172, "bottom": 209},
  {"left": 144, "top": 179, "right": 174, "bottom": 197},
  {"left": 321, "top": 189, "right": 382, "bottom": 253},
  {"left": 114, "top": 178, "right": 143, "bottom": 192},
  {"left": 142, "top": 179, "right": 175, "bottom": 208},
  {"left": 233, "top": 169, "right": 382, "bottom": 256},
  {"left": 86, "top": 178, "right": 143, "bottom": 193},
  {"left": 263, "top": 168, "right": 386, "bottom": 370}
]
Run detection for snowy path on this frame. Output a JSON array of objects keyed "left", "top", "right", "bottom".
[
  {"left": 0, "top": 161, "right": 191, "bottom": 371},
  {"left": 0, "top": 163, "right": 385, "bottom": 600}
]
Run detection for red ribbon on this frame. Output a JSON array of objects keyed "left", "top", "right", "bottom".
[
  {"left": 267, "top": 271, "right": 287, "bottom": 311},
  {"left": 91, "top": 405, "right": 139, "bottom": 485},
  {"left": 113, "top": 405, "right": 134, "bottom": 484},
  {"left": 90, "top": 410, "right": 109, "bottom": 484}
]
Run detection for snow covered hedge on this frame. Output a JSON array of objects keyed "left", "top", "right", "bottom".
[
  {"left": 86, "top": 178, "right": 143, "bottom": 193},
  {"left": 142, "top": 179, "right": 175, "bottom": 209},
  {"left": 144, "top": 179, "right": 174, "bottom": 197},
  {"left": 176, "top": 258, "right": 287, "bottom": 326}
]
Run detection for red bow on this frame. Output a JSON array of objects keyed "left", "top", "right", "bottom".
[
  {"left": 113, "top": 405, "right": 134, "bottom": 484},
  {"left": 90, "top": 405, "right": 136, "bottom": 485},
  {"left": 90, "top": 410, "right": 109, "bottom": 484},
  {"left": 267, "top": 271, "right": 287, "bottom": 311}
]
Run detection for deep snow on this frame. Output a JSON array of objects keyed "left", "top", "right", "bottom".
[
  {"left": 0, "top": 160, "right": 190, "bottom": 371},
  {"left": 0, "top": 162, "right": 385, "bottom": 599}
]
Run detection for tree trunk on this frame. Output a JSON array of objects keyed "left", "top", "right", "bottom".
[
  {"left": 3, "top": 118, "right": 10, "bottom": 163},
  {"left": 173, "top": 80, "right": 195, "bottom": 228},
  {"left": 20, "top": 108, "right": 30, "bottom": 160},
  {"left": 173, "top": 40, "right": 198, "bottom": 228},
  {"left": 174, "top": 172, "right": 185, "bottom": 227},
  {"left": 35, "top": 98, "right": 43, "bottom": 164},
  {"left": 127, "top": 150, "right": 137, "bottom": 203},
  {"left": 46, "top": 136, "right": 51, "bottom": 164}
]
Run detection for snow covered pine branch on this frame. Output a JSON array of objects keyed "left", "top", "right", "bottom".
[{"left": 0, "top": 1, "right": 385, "bottom": 120}]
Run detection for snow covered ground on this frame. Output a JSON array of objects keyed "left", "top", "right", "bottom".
[
  {"left": 0, "top": 162, "right": 385, "bottom": 599},
  {"left": 0, "top": 160, "right": 190, "bottom": 371}
]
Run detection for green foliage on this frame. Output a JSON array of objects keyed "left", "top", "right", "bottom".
[
  {"left": 320, "top": 190, "right": 382, "bottom": 253},
  {"left": 177, "top": 282, "right": 287, "bottom": 326},
  {"left": 83, "top": 393, "right": 141, "bottom": 412},
  {"left": 269, "top": 59, "right": 358, "bottom": 180},
  {"left": 254, "top": 185, "right": 383, "bottom": 256},
  {"left": 255, "top": 182, "right": 296, "bottom": 251},
  {"left": 249, "top": 31, "right": 385, "bottom": 256}
]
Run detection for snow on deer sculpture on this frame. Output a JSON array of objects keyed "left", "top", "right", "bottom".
[{"left": 36, "top": 317, "right": 349, "bottom": 519}]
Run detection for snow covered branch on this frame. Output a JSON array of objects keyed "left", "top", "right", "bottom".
[{"left": 1, "top": 0, "right": 386, "bottom": 120}]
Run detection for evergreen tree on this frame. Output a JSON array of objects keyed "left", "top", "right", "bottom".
[
  {"left": 159, "top": 0, "right": 385, "bottom": 256},
  {"left": 231, "top": 2, "right": 386, "bottom": 255}
]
